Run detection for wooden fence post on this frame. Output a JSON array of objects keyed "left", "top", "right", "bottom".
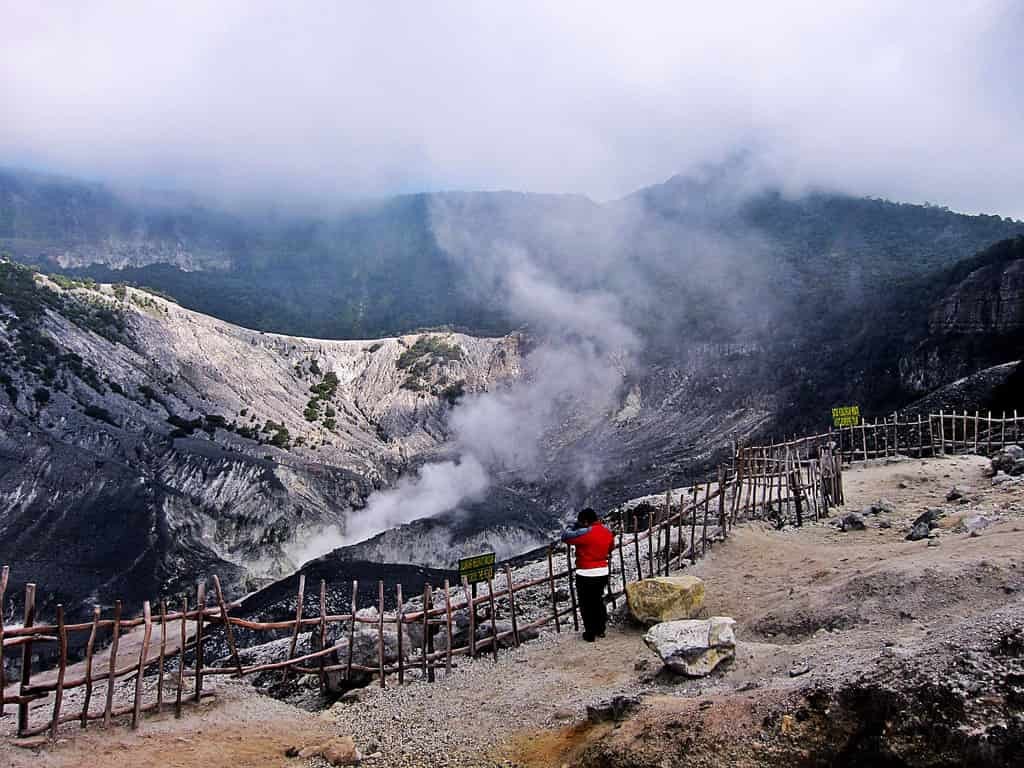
[
  {"left": 175, "top": 598, "right": 186, "bottom": 719},
  {"left": 690, "top": 486, "right": 698, "bottom": 564},
  {"left": 566, "top": 544, "right": 580, "bottom": 632},
  {"left": 789, "top": 471, "right": 803, "bottom": 527},
  {"left": 646, "top": 506, "right": 655, "bottom": 579},
  {"left": 283, "top": 574, "right": 305, "bottom": 683},
  {"left": 546, "top": 548, "right": 560, "bottom": 634},
  {"left": 17, "top": 582, "right": 36, "bottom": 735},
  {"left": 675, "top": 499, "right": 686, "bottom": 568},
  {"left": 346, "top": 580, "right": 357, "bottom": 681},
  {"left": 377, "top": 580, "right": 386, "bottom": 688},
  {"left": 504, "top": 566, "right": 520, "bottom": 647},
  {"left": 616, "top": 530, "right": 628, "bottom": 595},
  {"left": 462, "top": 576, "right": 477, "bottom": 658},
  {"left": 422, "top": 583, "right": 433, "bottom": 683},
  {"left": 0, "top": 565, "right": 7, "bottom": 717},
  {"left": 131, "top": 601, "right": 152, "bottom": 730},
  {"left": 718, "top": 465, "right": 727, "bottom": 537},
  {"left": 103, "top": 599, "right": 121, "bottom": 726},
  {"left": 157, "top": 601, "right": 167, "bottom": 713},
  {"left": 82, "top": 606, "right": 101, "bottom": 727},
  {"left": 213, "top": 576, "right": 242, "bottom": 677},
  {"left": 486, "top": 578, "right": 499, "bottom": 662},
  {"left": 632, "top": 514, "right": 642, "bottom": 578},
  {"left": 443, "top": 579, "right": 454, "bottom": 675},
  {"left": 49, "top": 604, "right": 67, "bottom": 739},
  {"left": 193, "top": 583, "right": 205, "bottom": 703},
  {"left": 318, "top": 580, "right": 327, "bottom": 692},
  {"left": 701, "top": 480, "right": 711, "bottom": 554},
  {"left": 395, "top": 584, "right": 405, "bottom": 685},
  {"left": 663, "top": 487, "right": 672, "bottom": 575},
  {"left": 834, "top": 451, "right": 845, "bottom": 504}
]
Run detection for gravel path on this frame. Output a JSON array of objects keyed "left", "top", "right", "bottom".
[{"left": 323, "top": 623, "right": 650, "bottom": 768}]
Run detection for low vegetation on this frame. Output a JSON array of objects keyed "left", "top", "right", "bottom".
[
  {"left": 304, "top": 371, "right": 340, "bottom": 431},
  {"left": 397, "top": 335, "right": 464, "bottom": 392}
]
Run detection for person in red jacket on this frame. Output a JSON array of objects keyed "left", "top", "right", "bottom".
[{"left": 561, "top": 507, "right": 614, "bottom": 641}]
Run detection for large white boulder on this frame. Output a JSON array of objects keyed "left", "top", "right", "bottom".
[{"left": 643, "top": 616, "right": 736, "bottom": 677}]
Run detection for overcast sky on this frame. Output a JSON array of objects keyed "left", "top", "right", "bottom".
[{"left": 2, "top": 1, "right": 1022, "bottom": 216}]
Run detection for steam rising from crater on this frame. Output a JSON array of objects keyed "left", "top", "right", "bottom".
[{"left": 329, "top": 198, "right": 644, "bottom": 551}]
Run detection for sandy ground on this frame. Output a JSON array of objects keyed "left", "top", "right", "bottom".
[{"left": 3, "top": 454, "right": 1021, "bottom": 767}]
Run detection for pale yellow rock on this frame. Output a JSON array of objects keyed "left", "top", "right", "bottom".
[
  {"left": 297, "top": 736, "right": 362, "bottom": 765},
  {"left": 626, "top": 575, "right": 705, "bottom": 624}
]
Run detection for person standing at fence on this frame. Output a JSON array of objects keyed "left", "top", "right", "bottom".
[{"left": 561, "top": 508, "right": 615, "bottom": 642}]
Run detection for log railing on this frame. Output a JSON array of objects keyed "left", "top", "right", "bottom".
[{"left": 2, "top": 460, "right": 753, "bottom": 740}]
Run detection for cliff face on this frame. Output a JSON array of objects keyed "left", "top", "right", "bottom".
[
  {"left": 929, "top": 257, "right": 1024, "bottom": 335},
  {"left": 900, "top": 238, "right": 1024, "bottom": 395}
]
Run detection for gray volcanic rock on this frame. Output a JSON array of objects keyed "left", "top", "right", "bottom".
[
  {"left": 0, "top": 263, "right": 522, "bottom": 614},
  {"left": 930, "top": 258, "right": 1024, "bottom": 335}
]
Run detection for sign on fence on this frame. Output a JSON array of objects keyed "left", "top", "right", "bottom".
[
  {"left": 458, "top": 552, "right": 496, "bottom": 584},
  {"left": 832, "top": 405, "right": 861, "bottom": 428}
]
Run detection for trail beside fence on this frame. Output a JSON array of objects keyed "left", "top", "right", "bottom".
[{"left": 2, "top": 408, "right": 1020, "bottom": 740}]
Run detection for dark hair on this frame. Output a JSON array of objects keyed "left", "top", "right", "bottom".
[{"left": 578, "top": 507, "right": 598, "bottom": 524}]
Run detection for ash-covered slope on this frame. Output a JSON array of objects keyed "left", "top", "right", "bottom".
[
  {"left": 0, "top": 259, "right": 521, "bottom": 617},
  {"left": 0, "top": 258, "right": 776, "bottom": 616}
]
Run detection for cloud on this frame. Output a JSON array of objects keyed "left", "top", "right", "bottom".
[{"left": 1, "top": 1, "right": 1022, "bottom": 215}]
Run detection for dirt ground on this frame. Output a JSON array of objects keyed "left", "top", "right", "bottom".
[{"left": 3, "top": 454, "right": 1022, "bottom": 767}]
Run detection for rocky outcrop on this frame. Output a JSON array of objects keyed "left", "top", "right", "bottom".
[
  {"left": 626, "top": 576, "right": 705, "bottom": 624},
  {"left": 643, "top": 616, "right": 736, "bottom": 676},
  {"left": 930, "top": 257, "right": 1024, "bottom": 335},
  {"left": 991, "top": 445, "right": 1023, "bottom": 474},
  {"left": 901, "top": 238, "right": 1024, "bottom": 395}
]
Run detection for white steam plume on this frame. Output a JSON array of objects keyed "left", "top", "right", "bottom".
[{"left": 332, "top": 197, "right": 644, "bottom": 550}]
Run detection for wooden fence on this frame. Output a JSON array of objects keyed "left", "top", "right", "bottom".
[
  {"left": 729, "top": 410, "right": 1022, "bottom": 526},
  {"left": 749, "top": 410, "right": 1022, "bottom": 466},
  {"left": 3, "top": 408, "right": 1017, "bottom": 740},
  {"left": 3, "top": 464, "right": 757, "bottom": 741}
]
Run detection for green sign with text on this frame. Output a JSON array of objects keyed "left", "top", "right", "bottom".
[
  {"left": 832, "top": 405, "right": 861, "bottom": 428},
  {"left": 458, "top": 552, "right": 496, "bottom": 584}
]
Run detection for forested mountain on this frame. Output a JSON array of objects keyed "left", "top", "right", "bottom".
[{"left": 2, "top": 167, "right": 1021, "bottom": 344}]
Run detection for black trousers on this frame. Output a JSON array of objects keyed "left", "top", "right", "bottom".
[{"left": 575, "top": 573, "right": 609, "bottom": 637}]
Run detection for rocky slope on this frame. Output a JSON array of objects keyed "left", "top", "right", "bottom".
[
  {"left": 0, "top": 260, "right": 523, "bottom": 616},
  {"left": 0, "top": 259, "right": 773, "bottom": 618}
]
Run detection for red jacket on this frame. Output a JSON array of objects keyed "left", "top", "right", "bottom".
[{"left": 562, "top": 522, "right": 614, "bottom": 570}]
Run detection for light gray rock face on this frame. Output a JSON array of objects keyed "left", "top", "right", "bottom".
[
  {"left": 930, "top": 259, "right": 1024, "bottom": 335},
  {"left": 643, "top": 617, "right": 737, "bottom": 677},
  {"left": 0, "top": 270, "right": 523, "bottom": 613},
  {"left": 901, "top": 251, "right": 1024, "bottom": 394}
]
